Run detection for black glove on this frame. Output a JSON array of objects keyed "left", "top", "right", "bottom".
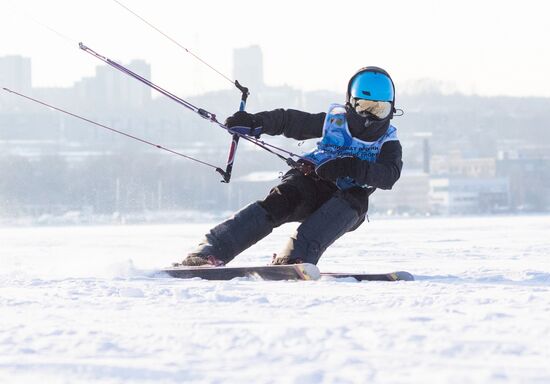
[
  {"left": 315, "top": 156, "right": 368, "bottom": 183},
  {"left": 224, "top": 111, "right": 263, "bottom": 138}
]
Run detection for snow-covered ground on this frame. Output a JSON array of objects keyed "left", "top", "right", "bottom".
[{"left": 1, "top": 215, "right": 549, "bottom": 383}]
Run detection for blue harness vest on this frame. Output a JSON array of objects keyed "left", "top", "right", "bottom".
[{"left": 303, "top": 103, "right": 398, "bottom": 189}]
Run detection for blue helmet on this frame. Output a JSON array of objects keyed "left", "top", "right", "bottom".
[{"left": 346, "top": 66, "right": 395, "bottom": 104}]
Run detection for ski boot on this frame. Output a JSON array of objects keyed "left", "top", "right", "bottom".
[
  {"left": 271, "top": 253, "right": 303, "bottom": 265},
  {"left": 174, "top": 254, "right": 225, "bottom": 267},
  {"left": 180, "top": 202, "right": 275, "bottom": 266}
]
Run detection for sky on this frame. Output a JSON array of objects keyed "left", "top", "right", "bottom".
[{"left": 2, "top": 0, "right": 550, "bottom": 99}]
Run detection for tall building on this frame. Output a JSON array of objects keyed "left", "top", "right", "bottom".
[
  {"left": 73, "top": 60, "right": 152, "bottom": 110},
  {"left": 233, "top": 45, "right": 264, "bottom": 90},
  {"left": 0, "top": 55, "right": 32, "bottom": 92},
  {"left": 125, "top": 60, "right": 152, "bottom": 108}
]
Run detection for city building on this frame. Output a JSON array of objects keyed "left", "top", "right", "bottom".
[
  {"left": 0, "top": 55, "right": 32, "bottom": 111},
  {"left": 0, "top": 55, "right": 31, "bottom": 92},
  {"left": 73, "top": 59, "right": 152, "bottom": 110},
  {"left": 372, "top": 170, "right": 430, "bottom": 214},
  {"left": 496, "top": 149, "right": 550, "bottom": 211},
  {"left": 233, "top": 45, "right": 264, "bottom": 91},
  {"left": 431, "top": 150, "right": 496, "bottom": 177},
  {"left": 429, "top": 177, "right": 510, "bottom": 215}
]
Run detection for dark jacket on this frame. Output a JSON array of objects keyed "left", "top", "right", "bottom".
[{"left": 256, "top": 108, "right": 403, "bottom": 191}]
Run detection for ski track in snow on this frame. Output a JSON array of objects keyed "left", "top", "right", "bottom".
[{"left": 1, "top": 215, "right": 550, "bottom": 383}]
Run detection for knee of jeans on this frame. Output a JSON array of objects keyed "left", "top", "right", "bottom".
[
  {"left": 336, "top": 189, "right": 369, "bottom": 216},
  {"left": 258, "top": 184, "right": 302, "bottom": 225}
]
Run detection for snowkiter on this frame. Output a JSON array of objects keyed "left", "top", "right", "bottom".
[{"left": 180, "top": 66, "right": 403, "bottom": 266}]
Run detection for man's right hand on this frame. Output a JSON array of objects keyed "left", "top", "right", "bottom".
[{"left": 225, "top": 111, "right": 263, "bottom": 138}]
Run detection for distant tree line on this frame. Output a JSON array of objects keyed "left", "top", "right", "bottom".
[{"left": 0, "top": 150, "right": 285, "bottom": 217}]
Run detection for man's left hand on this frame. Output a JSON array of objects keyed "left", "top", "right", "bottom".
[
  {"left": 224, "top": 111, "right": 263, "bottom": 138},
  {"left": 315, "top": 156, "right": 367, "bottom": 182}
]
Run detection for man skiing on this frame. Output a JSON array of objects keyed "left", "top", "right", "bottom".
[{"left": 179, "top": 66, "right": 403, "bottom": 266}]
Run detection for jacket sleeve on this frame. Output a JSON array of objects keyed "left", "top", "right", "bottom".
[
  {"left": 358, "top": 140, "right": 403, "bottom": 190},
  {"left": 255, "top": 109, "right": 326, "bottom": 140}
]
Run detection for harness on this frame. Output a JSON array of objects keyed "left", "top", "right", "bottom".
[{"left": 303, "top": 103, "right": 398, "bottom": 189}]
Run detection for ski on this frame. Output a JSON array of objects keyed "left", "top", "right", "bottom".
[
  {"left": 162, "top": 263, "right": 321, "bottom": 281},
  {"left": 162, "top": 264, "right": 413, "bottom": 282},
  {"left": 321, "top": 271, "right": 414, "bottom": 281}
]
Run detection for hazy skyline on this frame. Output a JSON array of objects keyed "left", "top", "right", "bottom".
[{"left": 2, "top": 0, "right": 550, "bottom": 100}]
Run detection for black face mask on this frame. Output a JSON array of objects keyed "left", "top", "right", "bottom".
[{"left": 345, "top": 103, "right": 391, "bottom": 142}]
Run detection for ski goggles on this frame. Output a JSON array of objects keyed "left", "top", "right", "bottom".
[{"left": 350, "top": 97, "right": 392, "bottom": 119}]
